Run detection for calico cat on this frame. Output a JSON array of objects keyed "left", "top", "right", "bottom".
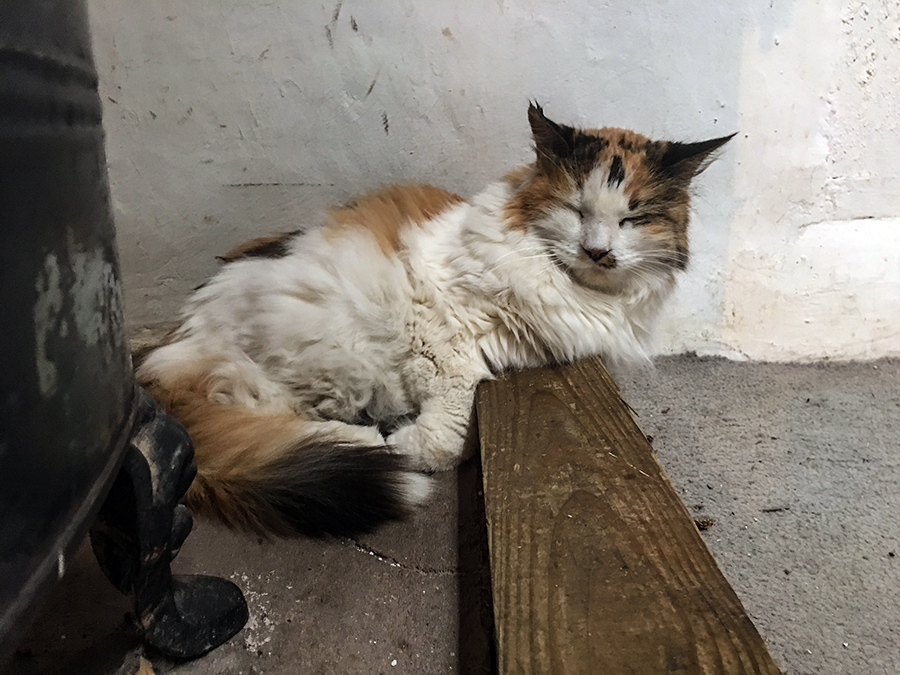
[{"left": 136, "top": 103, "right": 732, "bottom": 537}]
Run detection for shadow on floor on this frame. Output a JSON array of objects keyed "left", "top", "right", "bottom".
[
  {"left": 4, "top": 457, "right": 497, "bottom": 675},
  {"left": 4, "top": 543, "right": 137, "bottom": 675},
  {"left": 456, "top": 454, "right": 496, "bottom": 674}
]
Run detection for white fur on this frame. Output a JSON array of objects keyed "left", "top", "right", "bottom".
[{"left": 139, "top": 167, "right": 677, "bottom": 472}]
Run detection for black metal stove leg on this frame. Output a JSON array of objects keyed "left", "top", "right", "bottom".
[{"left": 90, "top": 388, "right": 248, "bottom": 659}]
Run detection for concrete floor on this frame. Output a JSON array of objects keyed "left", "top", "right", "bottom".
[{"left": 5, "top": 356, "right": 899, "bottom": 675}]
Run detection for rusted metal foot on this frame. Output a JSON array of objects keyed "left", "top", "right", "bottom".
[{"left": 90, "top": 388, "right": 248, "bottom": 659}]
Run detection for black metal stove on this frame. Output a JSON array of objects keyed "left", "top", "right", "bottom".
[{"left": 0, "top": 1, "right": 248, "bottom": 665}]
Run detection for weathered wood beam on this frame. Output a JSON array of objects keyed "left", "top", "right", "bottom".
[{"left": 476, "top": 357, "right": 781, "bottom": 675}]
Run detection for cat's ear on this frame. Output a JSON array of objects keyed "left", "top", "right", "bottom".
[
  {"left": 659, "top": 133, "right": 736, "bottom": 179},
  {"left": 528, "top": 102, "right": 575, "bottom": 168}
]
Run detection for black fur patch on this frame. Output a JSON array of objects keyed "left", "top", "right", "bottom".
[
  {"left": 618, "top": 138, "right": 644, "bottom": 153},
  {"left": 572, "top": 133, "right": 608, "bottom": 179},
  {"left": 529, "top": 103, "right": 609, "bottom": 180},
  {"left": 528, "top": 102, "right": 576, "bottom": 162},
  {"left": 217, "top": 230, "right": 300, "bottom": 263},
  {"left": 607, "top": 155, "right": 625, "bottom": 187},
  {"left": 660, "top": 133, "right": 737, "bottom": 178},
  {"left": 241, "top": 238, "right": 291, "bottom": 259},
  {"left": 248, "top": 444, "right": 420, "bottom": 538}
]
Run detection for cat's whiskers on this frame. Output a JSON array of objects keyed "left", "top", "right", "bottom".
[
  {"left": 489, "top": 242, "right": 554, "bottom": 272},
  {"left": 637, "top": 258, "right": 686, "bottom": 272},
  {"left": 491, "top": 246, "right": 544, "bottom": 265},
  {"left": 532, "top": 236, "right": 578, "bottom": 275},
  {"left": 620, "top": 251, "right": 687, "bottom": 270},
  {"left": 491, "top": 251, "right": 550, "bottom": 268},
  {"left": 625, "top": 263, "right": 679, "bottom": 288},
  {"left": 630, "top": 248, "right": 689, "bottom": 260},
  {"left": 622, "top": 266, "right": 663, "bottom": 287}
]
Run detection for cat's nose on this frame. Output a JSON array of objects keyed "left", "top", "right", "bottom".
[{"left": 582, "top": 246, "right": 612, "bottom": 262}]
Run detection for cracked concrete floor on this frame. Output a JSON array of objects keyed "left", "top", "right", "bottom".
[{"left": 4, "top": 356, "right": 899, "bottom": 675}]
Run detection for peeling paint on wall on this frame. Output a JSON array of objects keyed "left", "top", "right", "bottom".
[
  {"left": 33, "top": 248, "right": 126, "bottom": 397},
  {"left": 33, "top": 254, "right": 63, "bottom": 396}
]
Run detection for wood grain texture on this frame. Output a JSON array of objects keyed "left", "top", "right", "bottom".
[{"left": 476, "top": 357, "right": 781, "bottom": 675}]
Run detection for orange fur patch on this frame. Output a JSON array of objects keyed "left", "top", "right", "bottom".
[
  {"left": 142, "top": 371, "right": 298, "bottom": 469},
  {"left": 503, "top": 166, "right": 576, "bottom": 231},
  {"left": 139, "top": 366, "right": 414, "bottom": 536},
  {"left": 140, "top": 368, "right": 308, "bottom": 531},
  {"left": 325, "top": 184, "right": 465, "bottom": 253}
]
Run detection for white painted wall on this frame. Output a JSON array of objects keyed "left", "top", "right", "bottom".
[{"left": 87, "top": 0, "right": 900, "bottom": 361}]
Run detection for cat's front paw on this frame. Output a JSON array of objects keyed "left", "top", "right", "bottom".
[
  {"left": 386, "top": 423, "right": 460, "bottom": 472},
  {"left": 386, "top": 424, "right": 429, "bottom": 471}
]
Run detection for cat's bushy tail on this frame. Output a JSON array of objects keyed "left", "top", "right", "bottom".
[{"left": 139, "top": 376, "right": 430, "bottom": 538}]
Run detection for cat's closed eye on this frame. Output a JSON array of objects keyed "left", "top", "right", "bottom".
[
  {"left": 565, "top": 203, "right": 586, "bottom": 220},
  {"left": 621, "top": 213, "right": 669, "bottom": 227}
]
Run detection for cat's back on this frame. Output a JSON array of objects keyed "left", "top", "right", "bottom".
[
  {"left": 170, "top": 184, "right": 471, "bottom": 355},
  {"left": 323, "top": 184, "right": 467, "bottom": 255},
  {"left": 196, "top": 184, "right": 467, "bottom": 301}
]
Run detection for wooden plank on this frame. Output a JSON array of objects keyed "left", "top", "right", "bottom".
[{"left": 476, "top": 356, "right": 782, "bottom": 675}]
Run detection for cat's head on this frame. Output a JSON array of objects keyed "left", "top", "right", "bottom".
[{"left": 504, "top": 103, "right": 734, "bottom": 293}]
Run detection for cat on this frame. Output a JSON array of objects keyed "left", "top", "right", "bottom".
[{"left": 136, "top": 103, "right": 732, "bottom": 538}]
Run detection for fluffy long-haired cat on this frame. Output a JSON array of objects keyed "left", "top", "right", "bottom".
[{"left": 137, "top": 103, "right": 732, "bottom": 537}]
